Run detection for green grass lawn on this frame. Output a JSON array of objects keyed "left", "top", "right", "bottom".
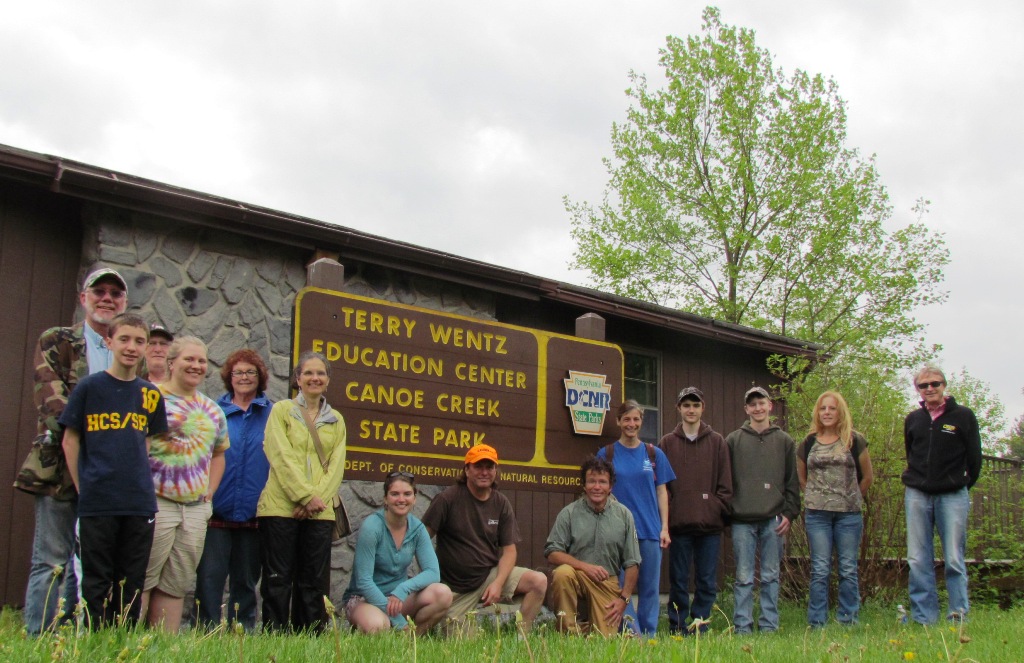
[{"left": 3, "top": 601, "right": 1022, "bottom": 662}]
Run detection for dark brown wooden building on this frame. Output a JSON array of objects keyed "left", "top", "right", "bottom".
[{"left": 0, "top": 143, "right": 815, "bottom": 608}]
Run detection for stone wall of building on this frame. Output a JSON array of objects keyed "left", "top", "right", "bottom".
[{"left": 82, "top": 201, "right": 500, "bottom": 611}]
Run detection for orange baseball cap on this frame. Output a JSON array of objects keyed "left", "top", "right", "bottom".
[{"left": 465, "top": 444, "right": 499, "bottom": 465}]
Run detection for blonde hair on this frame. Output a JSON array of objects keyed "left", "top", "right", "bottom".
[
  {"left": 809, "top": 390, "right": 854, "bottom": 449},
  {"left": 166, "top": 336, "right": 208, "bottom": 384}
]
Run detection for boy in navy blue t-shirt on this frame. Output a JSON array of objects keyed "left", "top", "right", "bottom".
[{"left": 60, "top": 312, "right": 167, "bottom": 628}]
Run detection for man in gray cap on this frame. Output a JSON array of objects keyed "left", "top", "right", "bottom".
[
  {"left": 16, "top": 267, "right": 130, "bottom": 634},
  {"left": 142, "top": 324, "right": 174, "bottom": 384}
]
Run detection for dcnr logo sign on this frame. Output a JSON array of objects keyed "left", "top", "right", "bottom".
[{"left": 563, "top": 371, "right": 612, "bottom": 435}]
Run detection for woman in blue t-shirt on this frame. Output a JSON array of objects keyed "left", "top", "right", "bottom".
[
  {"left": 343, "top": 473, "right": 452, "bottom": 635},
  {"left": 596, "top": 400, "right": 675, "bottom": 636}
]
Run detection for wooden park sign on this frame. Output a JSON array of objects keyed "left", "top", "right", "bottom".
[{"left": 293, "top": 288, "right": 623, "bottom": 492}]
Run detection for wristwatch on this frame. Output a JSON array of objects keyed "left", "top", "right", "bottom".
[{"left": 619, "top": 594, "right": 630, "bottom": 603}]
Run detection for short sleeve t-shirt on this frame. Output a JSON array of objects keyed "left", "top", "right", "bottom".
[
  {"left": 421, "top": 483, "right": 520, "bottom": 593},
  {"left": 801, "top": 435, "right": 866, "bottom": 512},
  {"left": 597, "top": 442, "right": 676, "bottom": 540},
  {"left": 149, "top": 388, "right": 230, "bottom": 503},
  {"left": 58, "top": 371, "right": 167, "bottom": 517}
]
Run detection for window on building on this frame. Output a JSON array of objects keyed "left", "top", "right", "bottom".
[{"left": 624, "top": 351, "right": 660, "bottom": 443}]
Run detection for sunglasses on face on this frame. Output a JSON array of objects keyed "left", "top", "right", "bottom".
[
  {"left": 916, "top": 381, "right": 944, "bottom": 390},
  {"left": 88, "top": 287, "right": 126, "bottom": 300}
]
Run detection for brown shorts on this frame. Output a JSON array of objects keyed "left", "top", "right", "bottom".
[{"left": 144, "top": 496, "right": 212, "bottom": 597}]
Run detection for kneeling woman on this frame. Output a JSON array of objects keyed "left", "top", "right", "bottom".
[{"left": 344, "top": 473, "right": 452, "bottom": 635}]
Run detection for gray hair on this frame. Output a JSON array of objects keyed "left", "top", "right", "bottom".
[
  {"left": 292, "top": 350, "right": 331, "bottom": 386},
  {"left": 913, "top": 364, "right": 946, "bottom": 385}
]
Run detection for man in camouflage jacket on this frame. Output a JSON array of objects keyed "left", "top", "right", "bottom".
[{"left": 17, "top": 268, "right": 130, "bottom": 634}]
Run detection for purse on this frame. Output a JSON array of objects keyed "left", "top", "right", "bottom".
[
  {"left": 14, "top": 430, "right": 70, "bottom": 496},
  {"left": 300, "top": 404, "right": 352, "bottom": 541}
]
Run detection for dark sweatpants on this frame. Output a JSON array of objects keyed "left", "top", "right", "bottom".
[
  {"left": 79, "top": 515, "right": 154, "bottom": 629},
  {"left": 258, "top": 516, "right": 333, "bottom": 633}
]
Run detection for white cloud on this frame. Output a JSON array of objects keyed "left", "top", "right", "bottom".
[{"left": 3, "top": 0, "right": 1021, "bottom": 426}]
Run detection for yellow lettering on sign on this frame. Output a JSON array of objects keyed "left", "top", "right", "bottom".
[
  {"left": 428, "top": 324, "right": 508, "bottom": 354},
  {"left": 454, "top": 362, "right": 527, "bottom": 390},
  {"left": 345, "top": 382, "right": 424, "bottom": 409},
  {"left": 311, "top": 340, "right": 443, "bottom": 376},
  {"left": 432, "top": 427, "right": 486, "bottom": 448},
  {"left": 359, "top": 420, "right": 420, "bottom": 444},
  {"left": 340, "top": 307, "right": 417, "bottom": 338},
  {"left": 436, "top": 394, "right": 500, "bottom": 418}
]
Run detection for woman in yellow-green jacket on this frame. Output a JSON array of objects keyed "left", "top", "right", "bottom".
[{"left": 257, "top": 350, "right": 346, "bottom": 632}]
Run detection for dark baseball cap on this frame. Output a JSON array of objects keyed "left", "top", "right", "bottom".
[
  {"left": 149, "top": 324, "right": 174, "bottom": 341},
  {"left": 676, "top": 386, "right": 704, "bottom": 404}
]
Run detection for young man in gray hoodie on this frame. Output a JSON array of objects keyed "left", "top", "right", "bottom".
[{"left": 725, "top": 386, "right": 800, "bottom": 634}]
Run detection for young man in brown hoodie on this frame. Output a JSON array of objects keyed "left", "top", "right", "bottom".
[{"left": 658, "top": 387, "right": 733, "bottom": 634}]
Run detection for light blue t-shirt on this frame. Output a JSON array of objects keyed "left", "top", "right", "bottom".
[
  {"left": 83, "top": 323, "right": 112, "bottom": 375},
  {"left": 597, "top": 441, "right": 676, "bottom": 540}
]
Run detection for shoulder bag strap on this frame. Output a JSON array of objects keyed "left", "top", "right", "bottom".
[{"left": 300, "top": 405, "right": 330, "bottom": 471}]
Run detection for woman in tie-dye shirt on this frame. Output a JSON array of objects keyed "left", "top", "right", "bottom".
[{"left": 141, "top": 336, "right": 229, "bottom": 632}]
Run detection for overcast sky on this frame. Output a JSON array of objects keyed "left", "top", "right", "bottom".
[{"left": 4, "top": 1, "right": 1021, "bottom": 431}]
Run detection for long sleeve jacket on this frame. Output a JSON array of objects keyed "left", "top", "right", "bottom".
[
  {"left": 725, "top": 422, "right": 800, "bottom": 524},
  {"left": 256, "top": 399, "right": 347, "bottom": 520},
  {"left": 658, "top": 421, "right": 733, "bottom": 534},
  {"left": 903, "top": 397, "right": 982, "bottom": 493}
]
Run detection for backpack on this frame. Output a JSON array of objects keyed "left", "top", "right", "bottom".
[{"left": 604, "top": 441, "right": 658, "bottom": 483}]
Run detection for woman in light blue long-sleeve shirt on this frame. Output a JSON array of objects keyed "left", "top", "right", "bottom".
[{"left": 343, "top": 473, "right": 452, "bottom": 635}]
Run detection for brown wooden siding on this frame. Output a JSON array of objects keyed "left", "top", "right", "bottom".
[
  {"left": 0, "top": 187, "right": 81, "bottom": 607},
  {"left": 495, "top": 295, "right": 783, "bottom": 588}
]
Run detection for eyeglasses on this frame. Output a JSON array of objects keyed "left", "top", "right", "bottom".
[
  {"left": 387, "top": 471, "right": 415, "bottom": 481},
  {"left": 88, "top": 287, "right": 126, "bottom": 300},
  {"left": 231, "top": 370, "right": 259, "bottom": 377},
  {"left": 916, "top": 381, "right": 945, "bottom": 390}
]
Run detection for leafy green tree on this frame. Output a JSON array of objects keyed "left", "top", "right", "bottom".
[
  {"left": 944, "top": 368, "right": 1006, "bottom": 455},
  {"left": 1007, "top": 418, "right": 1024, "bottom": 460},
  {"left": 566, "top": 6, "right": 948, "bottom": 372}
]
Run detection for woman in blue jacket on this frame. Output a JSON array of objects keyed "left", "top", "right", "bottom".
[
  {"left": 194, "top": 349, "right": 272, "bottom": 630},
  {"left": 344, "top": 473, "right": 452, "bottom": 635}
]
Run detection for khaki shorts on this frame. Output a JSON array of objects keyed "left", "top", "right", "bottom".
[
  {"left": 447, "top": 565, "right": 530, "bottom": 621},
  {"left": 144, "top": 496, "right": 212, "bottom": 597}
]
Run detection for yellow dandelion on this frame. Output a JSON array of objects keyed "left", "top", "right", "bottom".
[{"left": 903, "top": 652, "right": 916, "bottom": 660}]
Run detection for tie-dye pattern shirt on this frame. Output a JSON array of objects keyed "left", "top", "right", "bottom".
[{"left": 150, "top": 388, "right": 230, "bottom": 503}]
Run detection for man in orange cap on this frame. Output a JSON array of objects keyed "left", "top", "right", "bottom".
[{"left": 422, "top": 443, "right": 547, "bottom": 633}]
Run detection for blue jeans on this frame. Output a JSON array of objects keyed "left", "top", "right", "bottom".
[
  {"left": 668, "top": 532, "right": 721, "bottom": 633},
  {"left": 194, "top": 527, "right": 262, "bottom": 630},
  {"left": 905, "top": 486, "right": 970, "bottom": 624},
  {"left": 619, "top": 538, "right": 662, "bottom": 636},
  {"left": 24, "top": 496, "right": 79, "bottom": 634},
  {"left": 732, "top": 518, "right": 782, "bottom": 634},
  {"left": 805, "top": 510, "right": 862, "bottom": 626}
]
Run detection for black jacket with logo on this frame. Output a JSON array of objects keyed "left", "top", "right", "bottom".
[{"left": 902, "top": 396, "right": 982, "bottom": 494}]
